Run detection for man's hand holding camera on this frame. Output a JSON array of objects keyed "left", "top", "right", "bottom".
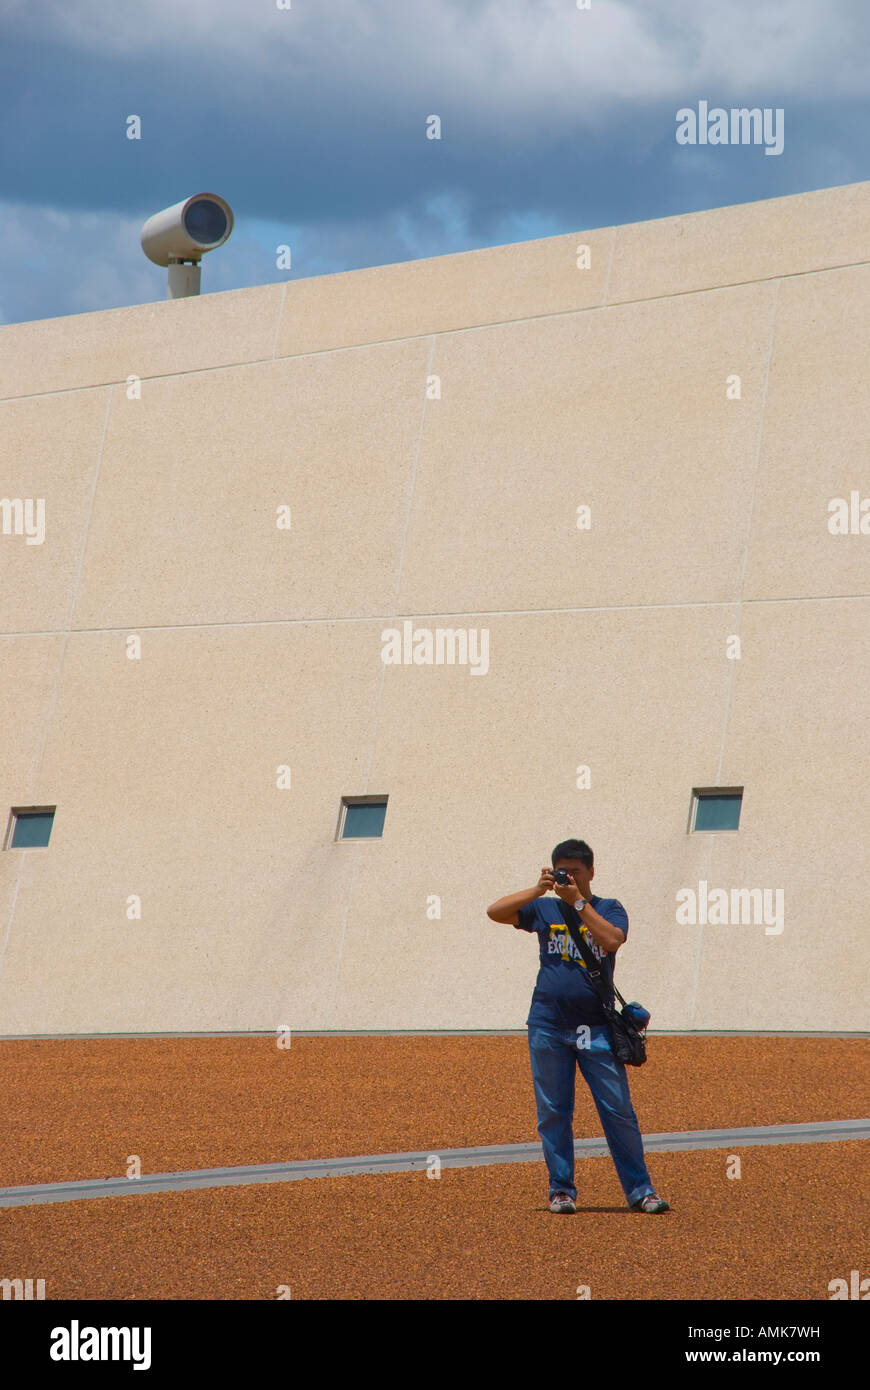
[
  {"left": 552, "top": 868, "right": 591, "bottom": 908},
  {"left": 533, "top": 866, "right": 556, "bottom": 898},
  {"left": 488, "top": 861, "right": 625, "bottom": 951},
  {"left": 548, "top": 866, "right": 625, "bottom": 954}
]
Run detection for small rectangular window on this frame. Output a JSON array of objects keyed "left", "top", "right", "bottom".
[
  {"left": 338, "top": 796, "right": 388, "bottom": 839},
  {"left": 690, "top": 789, "right": 742, "bottom": 832},
  {"left": 6, "top": 807, "right": 56, "bottom": 849}
]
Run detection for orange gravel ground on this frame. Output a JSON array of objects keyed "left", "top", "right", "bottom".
[
  {"left": 0, "top": 1034, "right": 867, "bottom": 1189},
  {"left": 1, "top": 1142, "right": 867, "bottom": 1300},
  {"left": 1, "top": 1036, "right": 868, "bottom": 1302}
]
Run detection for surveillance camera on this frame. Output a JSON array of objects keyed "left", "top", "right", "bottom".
[
  {"left": 140, "top": 192, "right": 233, "bottom": 266},
  {"left": 140, "top": 193, "right": 234, "bottom": 299}
]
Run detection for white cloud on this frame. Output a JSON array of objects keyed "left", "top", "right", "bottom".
[
  {"left": 1, "top": 0, "right": 865, "bottom": 322},
  {"left": 4, "top": 0, "right": 868, "bottom": 114},
  {"left": 0, "top": 202, "right": 156, "bottom": 324}
]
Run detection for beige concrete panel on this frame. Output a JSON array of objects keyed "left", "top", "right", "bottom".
[
  {"left": 0, "top": 623, "right": 385, "bottom": 1033},
  {"left": 0, "top": 873, "right": 20, "bottom": 975},
  {"left": 331, "top": 606, "right": 738, "bottom": 1029},
  {"left": 691, "top": 600, "right": 870, "bottom": 1032},
  {"left": 398, "top": 281, "right": 776, "bottom": 615},
  {"left": 0, "top": 623, "right": 59, "bottom": 985},
  {"left": 70, "top": 339, "right": 431, "bottom": 630},
  {"left": 0, "top": 389, "right": 111, "bottom": 632},
  {"left": 275, "top": 230, "right": 613, "bottom": 359},
  {"left": 0, "top": 285, "right": 286, "bottom": 401},
  {"left": 0, "top": 636, "right": 65, "bottom": 814},
  {"left": 608, "top": 180, "right": 870, "bottom": 306},
  {"left": 1, "top": 602, "right": 863, "bottom": 1032},
  {"left": 743, "top": 265, "right": 870, "bottom": 601},
  {"left": 0, "top": 635, "right": 64, "bottom": 1019}
]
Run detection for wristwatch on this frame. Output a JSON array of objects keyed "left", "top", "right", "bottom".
[{"left": 574, "top": 898, "right": 587, "bottom": 912}]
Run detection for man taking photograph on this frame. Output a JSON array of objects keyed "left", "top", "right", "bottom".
[{"left": 487, "top": 838, "right": 670, "bottom": 1215}]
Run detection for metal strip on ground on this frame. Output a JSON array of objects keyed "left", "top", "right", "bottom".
[
  {"left": 1, "top": 1118, "right": 867, "bottom": 1209},
  {"left": 1, "top": 1030, "right": 867, "bottom": 1039}
]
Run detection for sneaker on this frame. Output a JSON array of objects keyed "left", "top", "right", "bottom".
[
  {"left": 632, "top": 1193, "right": 670, "bottom": 1213},
  {"left": 549, "top": 1192, "right": 576, "bottom": 1213}
]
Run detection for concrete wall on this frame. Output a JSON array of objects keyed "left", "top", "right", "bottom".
[{"left": 1, "top": 180, "right": 869, "bottom": 1034}]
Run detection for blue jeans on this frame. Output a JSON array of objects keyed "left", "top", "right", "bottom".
[{"left": 528, "top": 1020, "right": 654, "bottom": 1207}]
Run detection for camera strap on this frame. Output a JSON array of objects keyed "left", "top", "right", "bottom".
[{"left": 554, "top": 898, "right": 623, "bottom": 1013}]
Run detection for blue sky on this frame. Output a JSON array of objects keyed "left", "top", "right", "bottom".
[{"left": 1, "top": 0, "right": 869, "bottom": 324}]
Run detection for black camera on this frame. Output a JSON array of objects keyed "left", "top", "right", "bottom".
[{"left": 553, "top": 870, "right": 572, "bottom": 885}]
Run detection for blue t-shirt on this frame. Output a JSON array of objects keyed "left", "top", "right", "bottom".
[{"left": 515, "top": 894, "right": 628, "bottom": 1029}]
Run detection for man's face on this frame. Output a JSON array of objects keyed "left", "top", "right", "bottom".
[{"left": 553, "top": 858, "right": 593, "bottom": 893}]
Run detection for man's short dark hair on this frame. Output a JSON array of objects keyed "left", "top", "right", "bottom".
[{"left": 552, "top": 838, "right": 593, "bottom": 869}]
